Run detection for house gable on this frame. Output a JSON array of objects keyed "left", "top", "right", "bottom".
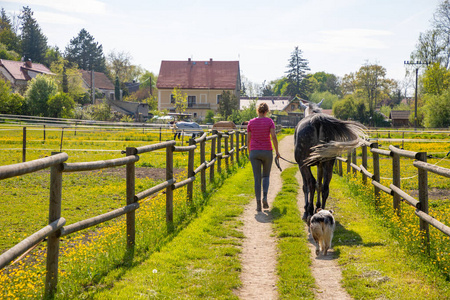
[{"left": 156, "top": 59, "right": 240, "bottom": 90}]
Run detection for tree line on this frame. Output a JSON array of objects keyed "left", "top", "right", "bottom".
[{"left": 0, "top": 6, "right": 157, "bottom": 121}]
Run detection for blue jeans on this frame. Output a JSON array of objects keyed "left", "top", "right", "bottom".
[{"left": 249, "top": 150, "right": 273, "bottom": 201}]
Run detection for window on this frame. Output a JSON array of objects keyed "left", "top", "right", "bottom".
[
  {"left": 170, "top": 94, "right": 175, "bottom": 104},
  {"left": 217, "top": 94, "right": 222, "bottom": 104},
  {"left": 188, "top": 96, "right": 196, "bottom": 107}
]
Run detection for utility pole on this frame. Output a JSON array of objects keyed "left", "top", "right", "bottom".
[{"left": 403, "top": 61, "right": 428, "bottom": 130}]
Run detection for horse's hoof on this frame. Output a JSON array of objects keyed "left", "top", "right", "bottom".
[{"left": 302, "top": 212, "right": 308, "bottom": 221}]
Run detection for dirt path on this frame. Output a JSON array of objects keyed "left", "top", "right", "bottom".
[{"left": 236, "top": 135, "right": 351, "bottom": 300}]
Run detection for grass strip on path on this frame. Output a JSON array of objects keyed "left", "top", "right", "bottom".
[
  {"left": 329, "top": 175, "right": 450, "bottom": 299},
  {"left": 90, "top": 164, "right": 255, "bottom": 299},
  {"left": 271, "top": 166, "right": 315, "bottom": 299}
]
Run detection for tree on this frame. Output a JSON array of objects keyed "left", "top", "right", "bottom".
[
  {"left": 285, "top": 46, "right": 311, "bottom": 98},
  {"left": 25, "top": 74, "right": 58, "bottom": 116},
  {"left": 107, "top": 50, "right": 142, "bottom": 84},
  {"left": 65, "top": 28, "right": 107, "bottom": 73},
  {"left": 114, "top": 76, "right": 120, "bottom": 100},
  {"left": 43, "top": 46, "right": 62, "bottom": 68},
  {"left": 309, "top": 91, "right": 339, "bottom": 109},
  {"left": 0, "top": 8, "right": 20, "bottom": 54},
  {"left": 422, "top": 62, "right": 450, "bottom": 95},
  {"left": 332, "top": 96, "right": 356, "bottom": 120},
  {"left": 50, "top": 58, "right": 86, "bottom": 104},
  {"left": 19, "top": 6, "right": 48, "bottom": 63},
  {"left": 172, "top": 87, "right": 187, "bottom": 117},
  {"left": 342, "top": 63, "right": 396, "bottom": 125},
  {"left": 0, "top": 42, "right": 20, "bottom": 60},
  {"left": 0, "top": 79, "right": 25, "bottom": 114},
  {"left": 204, "top": 110, "right": 215, "bottom": 124},
  {"left": 47, "top": 92, "right": 75, "bottom": 118},
  {"left": 310, "top": 72, "right": 341, "bottom": 96},
  {"left": 423, "top": 89, "right": 450, "bottom": 127},
  {"left": 218, "top": 90, "right": 238, "bottom": 120}
]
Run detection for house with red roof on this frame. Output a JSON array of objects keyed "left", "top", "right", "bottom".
[
  {"left": 80, "top": 70, "right": 115, "bottom": 101},
  {"left": 0, "top": 59, "right": 54, "bottom": 93},
  {"left": 156, "top": 58, "right": 240, "bottom": 120}
]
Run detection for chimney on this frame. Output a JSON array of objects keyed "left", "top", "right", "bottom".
[
  {"left": 26, "top": 59, "right": 32, "bottom": 68},
  {"left": 188, "top": 58, "right": 191, "bottom": 63},
  {"left": 209, "top": 58, "right": 213, "bottom": 65}
]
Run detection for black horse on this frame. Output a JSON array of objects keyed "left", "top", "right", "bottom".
[{"left": 294, "top": 100, "right": 367, "bottom": 222}]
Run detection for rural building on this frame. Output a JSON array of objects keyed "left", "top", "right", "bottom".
[
  {"left": 108, "top": 99, "right": 150, "bottom": 122},
  {"left": 390, "top": 110, "right": 411, "bottom": 127},
  {"left": 240, "top": 96, "right": 291, "bottom": 112},
  {"left": 0, "top": 59, "right": 54, "bottom": 93},
  {"left": 156, "top": 58, "right": 240, "bottom": 121},
  {"left": 80, "top": 70, "right": 115, "bottom": 101}
]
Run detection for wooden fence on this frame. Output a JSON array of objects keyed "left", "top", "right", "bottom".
[
  {"left": 0, "top": 129, "right": 248, "bottom": 298},
  {"left": 335, "top": 142, "right": 450, "bottom": 251}
]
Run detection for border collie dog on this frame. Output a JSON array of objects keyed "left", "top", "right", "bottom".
[{"left": 309, "top": 208, "right": 335, "bottom": 256}]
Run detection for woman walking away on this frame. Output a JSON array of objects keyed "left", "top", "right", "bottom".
[{"left": 247, "top": 102, "right": 280, "bottom": 212}]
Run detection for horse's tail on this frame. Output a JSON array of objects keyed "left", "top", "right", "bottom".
[{"left": 304, "top": 116, "right": 368, "bottom": 166}]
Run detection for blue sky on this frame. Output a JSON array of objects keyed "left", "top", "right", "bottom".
[{"left": 2, "top": 0, "right": 440, "bottom": 87}]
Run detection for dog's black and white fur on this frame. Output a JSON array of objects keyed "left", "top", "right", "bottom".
[{"left": 309, "top": 208, "right": 335, "bottom": 256}]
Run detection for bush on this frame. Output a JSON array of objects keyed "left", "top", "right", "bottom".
[{"left": 47, "top": 92, "right": 76, "bottom": 118}]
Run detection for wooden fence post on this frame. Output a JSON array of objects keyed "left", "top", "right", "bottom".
[
  {"left": 200, "top": 138, "right": 206, "bottom": 193},
  {"left": 392, "top": 147, "right": 401, "bottom": 216},
  {"left": 417, "top": 152, "right": 430, "bottom": 250},
  {"left": 210, "top": 132, "right": 216, "bottom": 183},
  {"left": 44, "top": 125, "right": 46, "bottom": 141},
  {"left": 244, "top": 131, "right": 248, "bottom": 156},
  {"left": 224, "top": 134, "right": 229, "bottom": 169},
  {"left": 346, "top": 150, "right": 351, "bottom": 174},
  {"left": 236, "top": 131, "right": 240, "bottom": 163},
  {"left": 217, "top": 132, "right": 222, "bottom": 174},
  {"left": 352, "top": 148, "right": 357, "bottom": 176},
  {"left": 22, "top": 127, "right": 26, "bottom": 162},
  {"left": 362, "top": 145, "right": 368, "bottom": 184},
  {"left": 166, "top": 144, "right": 174, "bottom": 231},
  {"left": 187, "top": 138, "right": 195, "bottom": 202},
  {"left": 230, "top": 132, "right": 234, "bottom": 163},
  {"left": 371, "top": 143, "right": 380, "bottom": 202},
  {"left": 126, "top": 147, "right": 136, "bottom": 247},
  {"left": 44, "top": 152, "right": 63, "bottom": 298}
]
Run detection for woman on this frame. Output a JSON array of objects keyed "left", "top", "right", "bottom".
[{"left": 247, "top": 102, "right": 280, "bottom": 212}]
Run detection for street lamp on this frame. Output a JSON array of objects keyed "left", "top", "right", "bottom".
[{"left": 403, "top": 61, "right": 428, "bottom": 130}]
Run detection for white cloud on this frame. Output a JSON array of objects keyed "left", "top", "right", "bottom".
[
  {"left": 34, "top": 11, "right": 84, "bottom": 25},
  {"left": 304, "top": 28, "right": 393, "bottom": 53},
  {"left": 2, "top": 0, "right": 107, "bottom": 15}
]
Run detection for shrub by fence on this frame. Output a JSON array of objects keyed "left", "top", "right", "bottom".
[
  {"left": 335, "top": 143, "right": 450, "bottom": 251},
  {"left": 0, "top": 129, "right": 248, "bottom": 298}
]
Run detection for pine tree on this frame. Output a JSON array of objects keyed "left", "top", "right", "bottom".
[
  {"left": 65, "top": 28, "right": 107, "bottom": 73},
  {"left": 19, "top": 6, "right": 48, "bottom": 63},
  {"left": 285, "top": 46, "right": 310, "bottom": 98},
  {"left": 0, "top": 8, "right": 21, "bottom": 54}
]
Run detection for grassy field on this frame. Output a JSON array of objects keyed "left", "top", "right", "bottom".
[
  {"left": 1, "top": 124, "right": 449, "bottom": 298},
  {"left": 328, "top": 174, "right": 450, "bottom": 299}
]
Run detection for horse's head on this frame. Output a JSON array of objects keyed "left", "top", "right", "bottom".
[{"left": 301, "top": 99, "right": 323, "bottom": 117}]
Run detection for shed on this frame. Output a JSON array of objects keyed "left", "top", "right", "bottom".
[{"left": 390, "top": 110, "right": 411, "bottom": 127}]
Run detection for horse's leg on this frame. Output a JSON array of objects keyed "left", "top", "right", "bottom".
[
  {"left": 300, "top": 167, "right": 310, "bottom": 221},
  {"left": 316, "top": 162, "right": 323, "bottom": 210},
  {"left": 300, "top": 166, "right": 316, "bottom": 221},
  {"left": 302, "top": 166, "right": 316, "bottom": 221},
  {"left": 321, "top": 159, "right": 335, "bottom": 209}
]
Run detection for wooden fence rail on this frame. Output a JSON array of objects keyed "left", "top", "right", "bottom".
[
  {"left": 336, "top": 142, "right": 450, "bottom": 252},
  {"left": 0, "top": 129, "right": 248, "bottom": 298}
]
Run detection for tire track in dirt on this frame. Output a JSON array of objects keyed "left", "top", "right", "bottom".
[{"left": 235, "top": 135, "right": 351, "bottom": 299}]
